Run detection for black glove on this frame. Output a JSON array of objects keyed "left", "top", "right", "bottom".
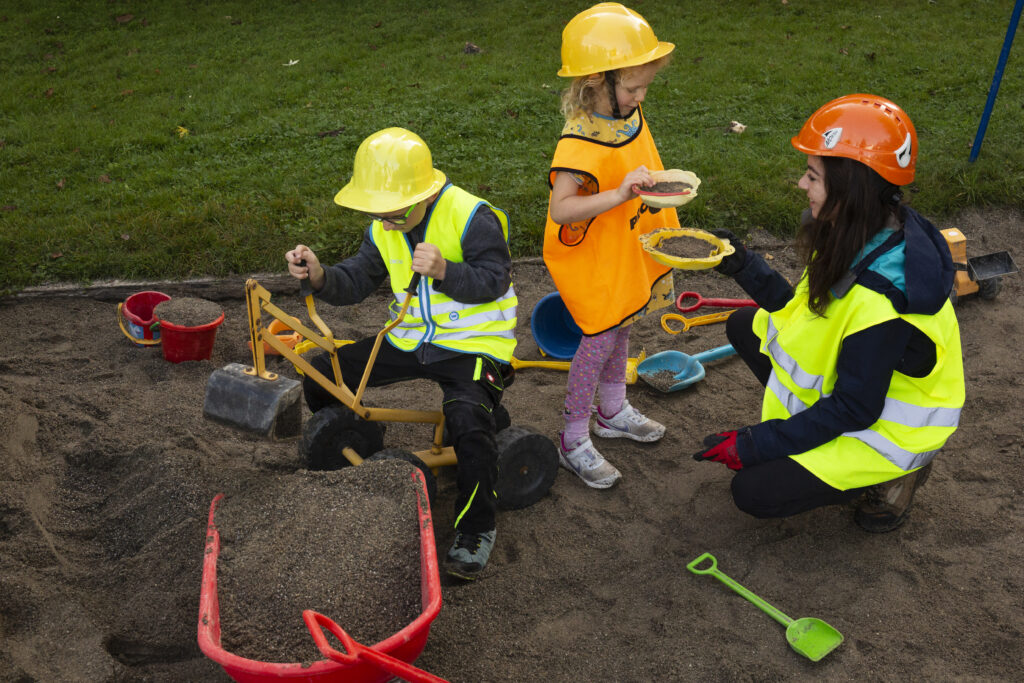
[
  {"left": 711, "top": 229, "right": 748, "bottom": 276},
  {"left": 692, "top": 427, "right": 756, "bottom": 470}
]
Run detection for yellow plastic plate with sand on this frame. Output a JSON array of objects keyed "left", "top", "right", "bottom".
[
  {"left": 633, "top": 169, "right": 701, "bottom": 209},
  {"left": 639, "top": 227, "right": 735, "bottom": 271}
]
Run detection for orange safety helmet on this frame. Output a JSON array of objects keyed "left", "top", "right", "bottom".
[
  {"left": 558, "top": 3, "right": 674, "bottom": 77},
  {"left": 791, "top": 94, "right": 917, "bottom": 186}
]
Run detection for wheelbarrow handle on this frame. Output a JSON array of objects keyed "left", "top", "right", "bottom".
[
  {"left": 675, "top": 291, "right": 757, "bottom": 313},
  {"left": 302, "top": 610, "right": 449, "bottom": 683},
  {"left": 660, "top": 309, "right": 736, "bottom": 335}
]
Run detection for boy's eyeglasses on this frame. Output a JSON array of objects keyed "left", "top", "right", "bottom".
[{"left": 368, "top": 202, "right": 417, "bottom": 226}]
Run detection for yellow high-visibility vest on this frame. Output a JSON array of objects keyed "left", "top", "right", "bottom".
[
  {"left": 372, "top": 185, "right": 517, "bottom": 362},
  {"left": 753, "top": 275, "right": 964, "bottom": 489}
]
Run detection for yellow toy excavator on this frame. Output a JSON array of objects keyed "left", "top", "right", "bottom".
[{"left": 942, "top": 227, "right": 1018, "bottom": 303}]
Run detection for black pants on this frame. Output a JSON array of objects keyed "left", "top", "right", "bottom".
[
  {"left": 724, "top": 308, "right": 866, "bottom": 518},
  {"left": 304, "top": 338, "right": 507, "bottom": 534}
]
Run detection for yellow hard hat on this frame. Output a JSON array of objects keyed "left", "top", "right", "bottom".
[
  {"left": 334, "top": 128, "right": 447, "bottom": 213},
  {"left": 558, "top": 3, "right": 674, "bottom": 77}
]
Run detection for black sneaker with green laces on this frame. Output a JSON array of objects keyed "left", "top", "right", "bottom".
[{"left": 444, "top": 529, "right": 496, "bottom": 581}]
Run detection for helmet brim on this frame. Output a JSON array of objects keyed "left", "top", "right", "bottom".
[{"left": 334, "top": 169, "right": 447, "bottom": 214}]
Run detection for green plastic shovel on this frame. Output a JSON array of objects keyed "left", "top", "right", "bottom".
[{"left": 687, "top": 552, "right": 843, "bottom": 662}]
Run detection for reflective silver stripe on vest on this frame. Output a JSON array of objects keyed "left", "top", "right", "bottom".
[
  {"left": 766, "top": 315, "right": 826, "bottom": 395},
  {"left": 765, "top": 314, "right": 961, "bottom": 471},
  {"left": 844, "top": 429, "right": 939, "bottom": 471},
  {"left": 388, "top": 287, "right": 517, "bottom": 343}
]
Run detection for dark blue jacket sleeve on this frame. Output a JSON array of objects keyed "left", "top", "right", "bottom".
[
  {"left": 431, "top": 205, "right": 512, "bottom": 304},
  {"left": 731, "top": 250, "right": 797, "bottom": 312},
  {"left": 742, "top": 317, "right": 916, "bottom": 463},
  {"left": 316, "top": 228, "right": 389, "bottom": 306}
]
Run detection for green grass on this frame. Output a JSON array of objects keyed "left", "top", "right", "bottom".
[{"left": 2, "top": 0, "right": 1022, "bottom": 291}]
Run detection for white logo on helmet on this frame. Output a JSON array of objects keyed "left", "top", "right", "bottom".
[
  {"left": 895, "top": 132, "right": 912, "bottom": 168},
  {"left": 822, "top": 128, "right": 843, "bottom": 149}
]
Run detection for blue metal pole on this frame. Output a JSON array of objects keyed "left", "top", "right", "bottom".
[{"left": 970, "top": 0, "right": 1024, "bottom": 162}]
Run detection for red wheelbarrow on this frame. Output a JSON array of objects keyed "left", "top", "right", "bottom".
[{"left": 197, "top": 469, "right": 443, "bottom": 683}]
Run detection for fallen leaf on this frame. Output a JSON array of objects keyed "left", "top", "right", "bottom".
[
  {"left": 43, "top": 53, "right": 53, "bottom": 60},
  {"left": 231, "top": 18, "right": 241, "bottom": 25},
  {"left": 373, "top": 20, "right": 382, "bottom": 28},
  {"left": 56, "top": 178, "right": 65, "bottom": 189},
  {"left": 282, "top": 59, "right": 299, "bottom": 67},
  {"left": 317, "top": 128, "right": 344, "bottom": 138},
  {"left": 176, "top": 125, "right": 189, "bottom": 138},
  {"left": 121, "top": 233, "right": 131, "bottom": 241},
  {"left": 50, "top": 252, "right": 63, "bottom": 260},
  {"left": 120, "top": 89, "right": 134, "bottom": 96},
  {"left": 463, "top": 41, "right": 482, "bottom": 54},
  {"left": 839, "top": 47, "right": 849, "bottom": 55},
  {"left": 98, "top": 175, "right": 111, "bottom": 183},
  {"left": 727, "top": 120, "right": 747, "bottom": 134},
  {"left": 44, "top": 88, "right": 54, "bottom": 98},
  {"left": 115, "top": 14, "right": 133, "bottom": 24},
  {"left": 188, "top": 64, "right": 197, "bottom": 69},
  {"left": 505, "top": 109, "right": 519, "bottom": 119}
]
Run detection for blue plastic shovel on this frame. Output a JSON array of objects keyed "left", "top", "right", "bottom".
[{"left": 636, "top": 344, "right": 736, "bottom": 392}]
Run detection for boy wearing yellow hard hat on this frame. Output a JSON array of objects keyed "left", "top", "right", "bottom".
[{"left": 286, "top": 127, "right": 517, "bottom": 580}]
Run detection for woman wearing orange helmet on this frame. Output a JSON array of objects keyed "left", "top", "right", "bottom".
[{"left": 693, "top": 95, "right": 965, "bottom": 533}]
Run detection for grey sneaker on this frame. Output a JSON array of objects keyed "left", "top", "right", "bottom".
[
  {"left": 445, "top": 529, "right": 496, "bottom": 581},
  {"left": 592, "top": 400, "right": 665, "bottom": 443},
  {"left": 559, "top": 434, "right": 622, "bottom": 489},
  {"left": 855, "top": 462, "right": 933, "bottom": 533}
]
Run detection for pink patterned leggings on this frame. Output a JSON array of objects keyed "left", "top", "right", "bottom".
[{"left": 564, "top": 325, "right": 631, "bottom": 426}]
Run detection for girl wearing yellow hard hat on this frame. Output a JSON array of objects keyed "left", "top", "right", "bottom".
[
  {"left": 543, "top": 3, "right": 679, "bottom": 489},
  {"left": 693, "top": 94, "right": 965, "bottom": 533}
]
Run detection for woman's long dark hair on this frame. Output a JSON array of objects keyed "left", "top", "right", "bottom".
[{"left": 795, "top": 156, "right": 905, "bottom": 315}]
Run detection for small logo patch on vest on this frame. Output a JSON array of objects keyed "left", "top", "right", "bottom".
[{"left": 448, "top": 311, "right": 459, "bottom": 321}]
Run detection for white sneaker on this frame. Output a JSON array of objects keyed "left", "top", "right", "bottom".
[
  {"left": 592, "top": 400, "right": 665, "bottom": 443},
  {"left": 558, "top": 434, "right": 621, "bottom": 489}
]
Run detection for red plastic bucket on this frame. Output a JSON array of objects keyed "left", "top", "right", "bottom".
[
  {"left": 158, "top": 313, "right": 225, "bottom": 363},
  {"left": 118, "top": 291, "right": 171, "bottom": 347}
]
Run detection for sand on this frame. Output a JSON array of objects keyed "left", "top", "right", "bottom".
[{"left": 1, "top": 206, "right": 1021, "bottom": 681}]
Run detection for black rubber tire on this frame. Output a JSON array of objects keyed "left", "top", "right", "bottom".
[
  {"left": 299, "top": 404, "right": 385, "bottom": 471},
  {"left": 977, "top": 276, "right": 1002, "bottom": 300},
  {"left": 494, "top": 425, "right": 558, "bottom": 510},
  {"left": 366, "top": 448, "right": 438, "bottom": 505}
]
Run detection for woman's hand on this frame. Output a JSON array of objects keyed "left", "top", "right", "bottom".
[{"left": 285, "top": 245, "right": 325, "bottom": 290}]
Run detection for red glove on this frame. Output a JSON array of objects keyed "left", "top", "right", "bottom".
[{"left": 692, "top": 431, "right": 744, "bottom": 470}]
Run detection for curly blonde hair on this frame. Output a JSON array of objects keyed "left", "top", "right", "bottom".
[{"left": 559, "top": 56, "right": 672, "bottom": 121}]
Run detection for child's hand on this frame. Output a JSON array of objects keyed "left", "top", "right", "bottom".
[
  {"left": 285, "top": 245, "right": 324, "bottom": 289},
  {"left": 412, "top": 243, "right": 447, "bottom": 281},
  {"left": 618, "top": 166, "right": 654, "bottom": 202}
]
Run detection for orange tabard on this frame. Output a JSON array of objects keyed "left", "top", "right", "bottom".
[{"left": 542, "top": 108, "right": 678, "bottom": 335}]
